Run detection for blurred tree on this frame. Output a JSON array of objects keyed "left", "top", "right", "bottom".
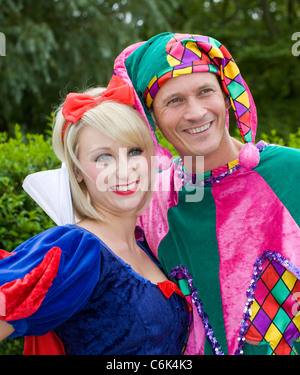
[
  {"left": 0, "top": 0, "right": 176, "bottom": 133},
  {"left": 0, "top": 0, "right": 299, "bottom": 140},
  {"left": 162, "top": 0, "right": 300, "bottom": 139}
]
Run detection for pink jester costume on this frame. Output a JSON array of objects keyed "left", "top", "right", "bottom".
[{"left": 114, "top": 33, "right": 300, "bottom": 355}]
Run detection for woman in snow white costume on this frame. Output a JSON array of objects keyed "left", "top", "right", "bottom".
[
  {"left": 0, "top": 75, "right": 190, "bottom": 355},
  {"left": 112, "top": 32, "right": 300, "bottom": 355}
]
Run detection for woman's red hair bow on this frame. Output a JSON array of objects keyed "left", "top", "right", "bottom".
[{"left": 61, "top": 75, "right": 135, "bottom": 140}]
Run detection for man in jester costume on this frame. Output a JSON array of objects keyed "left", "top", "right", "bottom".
[{"left": 113, "top": 32, "right": 300, "bottom": 355}]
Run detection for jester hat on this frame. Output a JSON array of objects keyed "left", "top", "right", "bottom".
[{"left": 115, "top": 32, "right": 259, "bottom": 168}]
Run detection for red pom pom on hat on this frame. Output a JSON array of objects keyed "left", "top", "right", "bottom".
[{"left": 238, "top": 143, "right": 260, "bottom": 170}]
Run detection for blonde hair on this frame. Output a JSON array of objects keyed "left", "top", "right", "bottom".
[{"left": 53, "top": 86, "right": 155, "bottom": 222}]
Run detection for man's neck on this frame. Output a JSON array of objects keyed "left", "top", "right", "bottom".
[{"left": 184, "top": 137, "right": 244, "bottom": 174}]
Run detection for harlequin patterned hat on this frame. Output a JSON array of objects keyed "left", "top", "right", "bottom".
[{"left": 123, "top": 32, "right": 259, "bottom": 168}]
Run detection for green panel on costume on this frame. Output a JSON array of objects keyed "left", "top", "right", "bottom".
[
  {"left": 157, "top": 185, "right": 228, "bottom": 355},
  {"left": 243, "top": 341, "right": 270, "bottom": 355},
  {"left": 254, "top": 144, "right": 300, "bottom": 226}
]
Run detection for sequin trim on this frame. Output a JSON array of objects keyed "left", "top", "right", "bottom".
[
  {"left": 176, "top": 141, "right": 268, "bottom": 188},
  {"left": 169, "top": 265, "right": 224, "bottom": 355}
]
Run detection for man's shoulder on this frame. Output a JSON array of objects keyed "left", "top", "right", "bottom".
[
  {"left": 256, "top": 142, "right": 300, "bottom": 224},
  {"left": 259, "top": 143, "right": 300, "bottom": 168}
]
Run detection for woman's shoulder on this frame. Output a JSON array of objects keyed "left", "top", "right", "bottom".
[
  {"left": 0, "top": 224, "right": 103, "bottom": 336},
  {"left": 2, "top": 224, "right": 103, "bottom": 286},
  {"left": 15, "top": 224, "right": 101, "bottom": 253}
]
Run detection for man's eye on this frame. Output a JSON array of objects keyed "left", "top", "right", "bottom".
[
  {"left": 129, "top": 147, "right": 143, "bottom": 156},
  {"left": 201, "top": 88, "right": 213, "bottom": 94},
  {"left": 168, "top": 98, "right": 180, "bottom": 105},
  {"left": 96, "top": 154, "right": 112, "bottom": 163}
]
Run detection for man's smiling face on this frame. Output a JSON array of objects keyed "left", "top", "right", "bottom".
[{"left": 151, "top": 72, "right": 231, "bottom": 165}]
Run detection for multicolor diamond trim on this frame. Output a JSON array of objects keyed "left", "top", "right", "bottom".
[
  {"left": 245, "top": 258, "right": 300, "bottom": 354},
  {"left": 169, "top": 250, "right": 300, "bottom": 355}
]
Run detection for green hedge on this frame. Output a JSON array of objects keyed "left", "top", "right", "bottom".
[
  {"left": 0, "top": 123, "right": 299, "bottom": 355},
  {"left": 0, "top": 122, "right": 60, "bottom": 251},
  {"left": 0, "top": 120, "right": 59, "bottom": 355}
]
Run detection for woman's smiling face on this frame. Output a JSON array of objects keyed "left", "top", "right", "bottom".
[{"left": 76, "top": 125, "right": 151, "bottom": 217}]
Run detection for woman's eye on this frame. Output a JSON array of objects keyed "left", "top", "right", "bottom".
[
  {"left": 129, "top": 147, "right": 143, "bottom": 156},
  {"left": 96, "top": 154, "right": 112, "bottom": 163}
]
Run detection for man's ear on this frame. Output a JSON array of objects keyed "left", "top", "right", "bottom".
[{"left": 224, "top": 95, "right": 231, "bottom": 110}]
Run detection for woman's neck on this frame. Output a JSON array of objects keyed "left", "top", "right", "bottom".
[{"left": 77, "top": 213, "right": 139, "bottom": 252}]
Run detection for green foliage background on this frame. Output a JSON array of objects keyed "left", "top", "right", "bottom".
[
  {"left": 0, "top": 0, "right": 299, "bottom": 138},
  {"left": 0, "top": 123, "right": 59, "bottom": 251},
  {"left": 0, "top": 0, "right": 300, "bottom": 355}
]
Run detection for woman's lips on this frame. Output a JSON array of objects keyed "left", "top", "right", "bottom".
[{"left": 110, "top": 181, "right": 139, "bottom": 195}]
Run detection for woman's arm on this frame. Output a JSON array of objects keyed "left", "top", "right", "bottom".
[
  {"left": 0, "top": 319, "right": 14, "bottom": 341},
  {"left": 0, "top": 226, "right": 101, "bottom": 338}
]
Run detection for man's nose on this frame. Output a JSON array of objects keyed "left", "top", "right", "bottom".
[{"left": 183, "top": 97, "right": 207, "bottom": 122}]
